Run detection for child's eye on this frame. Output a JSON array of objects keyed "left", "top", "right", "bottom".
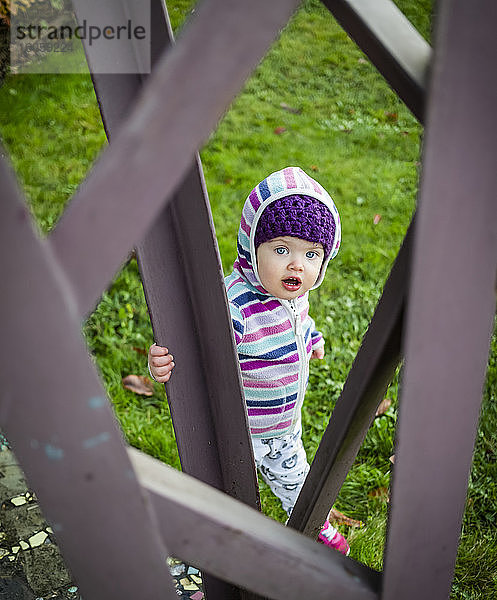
[
  {"left": 275, "top": 247, "right": 288, "bottom": 255},
  {"left": 306, "top": 251, "right": 318, "bottom": 259}
]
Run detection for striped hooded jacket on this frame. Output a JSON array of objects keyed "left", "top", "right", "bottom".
[{"left": 224, "top": 167, "right": 341, "bottom": 439}]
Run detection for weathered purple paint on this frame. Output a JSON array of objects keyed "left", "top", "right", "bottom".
[
  {"left": 130, "top": 447, "right": 381, "bottom": 600},
  {"left": 74, "top": 2, "right": 263, "bottom": 598},
  {"left": 383, "top": 1, "right": 497, "bottom": 597},
  {"left": 0, "top": 152, "right": 176, "bottom": 600},
  {"left": 137, "top": 162, "right": 261, "bottom": 502}
]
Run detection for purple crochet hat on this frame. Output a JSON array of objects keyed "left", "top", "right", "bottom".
[{"left": 254, "top": 194, "right": 336, "bottom": 257}]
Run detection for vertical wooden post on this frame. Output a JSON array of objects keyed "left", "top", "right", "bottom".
[
  {"left": 81, "top": 3, "right": 256, "bottom": 598},
  {"left": 85, "top": 1, "right": 260, "bottom": 506},
  {"left": 383, "top": 1, "right": 497, "bottom": 597}
]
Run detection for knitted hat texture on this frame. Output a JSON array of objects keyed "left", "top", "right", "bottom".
[{"left": 254, "top": 195, "right": 336, "bottom": 257}]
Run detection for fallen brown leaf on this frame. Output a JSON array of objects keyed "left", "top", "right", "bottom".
[
  {"left": 328, "top": 508, "right": 363, "bottom": 528},
  {"left": 310, "top": 165, "right": 319, "bottom": 172},
  {"left": 122, "top": 375, "right": 154, "bottom": 396},
  {"left": 375, "top": 397, "right": 392, "bottom": 417},
  {"left": 368, "top": 487, "right": 390, "bottom": 502},
  {"left": 373, "top": 213, "right": 382, "bottom": 225},
  {"left": 274, "top": 126, "right": 287, "bottom": 135},
  {"left": 132, "top": 346, "right": 147, "bottom": 356},
  {"left": 384, "top": 111, "right": 398, "bottom": 122}
]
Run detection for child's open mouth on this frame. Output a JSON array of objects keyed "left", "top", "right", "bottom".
[{"left": 282, "top": 277, "right": 302, "bottom": 291}]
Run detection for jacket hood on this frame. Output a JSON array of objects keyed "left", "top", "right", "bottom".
[{"left": 233, "top": 166, "right": 341, "bottom": 295}]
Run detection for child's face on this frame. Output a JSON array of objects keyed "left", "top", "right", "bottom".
[{"left": 256, "top": 236, "right": 324, "bottom": 300}]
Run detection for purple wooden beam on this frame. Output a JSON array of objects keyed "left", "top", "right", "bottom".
[
  {"left": 130, "top": 447, "right": 381, "bottom": 600},
  {"left": 73, "top": 2, "right": 261, "bottom": 598},
  {"left": 136, "top": 161, "right": 260, "bottom": 502},
  {"left": 288, "top": 220, "right": 413, "bottom": 538},
  {"left": 137, "top": 173, "right": 258, "bottom": 600},
  {"left": 322, "top": 0, "right": 431, "bottom": 122},
  {"left": 74, "top": 0, "right": 260, "bottom": 495},
  {"left": 382, "top": 1, "right": 497, "bottom": 597},
  {"left": 0, "top": 151, "right": 177, "bottom": 600},
  {"left": 51, "top": 0, "right": 301, "bottom": 318}
]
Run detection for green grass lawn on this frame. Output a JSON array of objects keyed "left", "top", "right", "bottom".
[{"left": 0, "top": 0, "right": 495, "bottom": 597}]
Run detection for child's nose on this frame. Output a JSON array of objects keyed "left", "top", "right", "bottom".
[{"left": 289, "top": 257, "right": 304, "bottom": 271}]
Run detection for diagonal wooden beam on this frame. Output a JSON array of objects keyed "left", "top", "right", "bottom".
[
  {"left": 0, "top": 151, "right": 177, "bottom": 600},
  {"left": 288, "top": 219, "right": 412, "bottom": 538},
  {"left": 50, "top": 0, "right": 301, "bottom": 318},
  {"left": 382, "top": 1, "right": 497, "bottom": 598},
  {"left": 322, "top": 0, "right": 431, "bottom": 122},
  {"left": 129, "top": 447, "right": 381, "bottom": 600}
]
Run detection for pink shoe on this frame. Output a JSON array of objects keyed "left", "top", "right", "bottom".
[{"left": 318, "top": 520, "right": 350, "bottom": 556}]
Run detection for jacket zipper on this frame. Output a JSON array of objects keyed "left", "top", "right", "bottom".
[{"left": 283, "top": 299, "right": 307, "bottom": 431}]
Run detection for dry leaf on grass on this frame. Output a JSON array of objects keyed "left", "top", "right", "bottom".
[
  {"left": 274, "top": 126, "right": 287, "bottom": 135},
  {"left": 328, "top": 508, "right": 363, "bottom": 528},
  {"left": 368, "top": 487, "right": 390, "bottom": 502},
  {"left": 122, "top": 375, "right": 154, "bottom": 396},
  {"left": 132, "top": 346, "right": 147, "bottom": 356},
  {"left": 375, "top": 397, "right": 392, "bottom": 417},
  {"left": 384, "top": 111, "right": 398, "bottom": 122}
]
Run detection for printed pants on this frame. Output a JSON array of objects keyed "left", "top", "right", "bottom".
[{"left": 251, "top": 421, "right": 310, "bottom": 515}]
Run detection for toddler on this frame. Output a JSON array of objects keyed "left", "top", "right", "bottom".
[{"left": 149, "top": 166, "right": 349, "bottom": 555}]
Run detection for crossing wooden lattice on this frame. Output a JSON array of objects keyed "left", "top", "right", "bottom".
[{"left": 1, "top": 1, "right": 496, "bottom": 599}]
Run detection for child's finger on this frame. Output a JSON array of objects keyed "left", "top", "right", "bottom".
[
  {"left": 150, "top": 343, "right": 169, "bottom": 356},
  {"left": 154, "top": 371, "right": 172, "bottom": 383},
  {"left": 155, "top": 362, "right": 175, "bottom": 378},
  {"left": 152, "top": 354, "right": 174, "bottom": 367}
]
